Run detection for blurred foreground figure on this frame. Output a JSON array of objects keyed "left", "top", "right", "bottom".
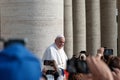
[
  {"left": 0, "top": 39, "right": 41, "bottom": 80},
  {"left": 87, "top": 56, "right": 114, "bottom": 80}
]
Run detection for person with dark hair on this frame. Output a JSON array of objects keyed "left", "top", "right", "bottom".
[
  {"left": 0, "top": 39, "right": 41, "bottom": 80},
  {"left": 107, "top": 56, "right": 120, "bottom": 80}
]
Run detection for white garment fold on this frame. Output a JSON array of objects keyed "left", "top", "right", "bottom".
[
  {"left": 42, "top": 43, "right": 68, "bottom": 80},
  {"left": 42, "top": 43, "right": 68, "bottom": 69}
]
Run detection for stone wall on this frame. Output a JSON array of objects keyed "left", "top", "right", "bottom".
[{"left": 0, "top": 0, "right": 63, "bottom": 58}]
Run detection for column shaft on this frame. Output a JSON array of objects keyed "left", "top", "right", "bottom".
[
  {"left": 64, "top": 0, "right": 73, "bottom": 58},
  {"left": 117, "top": 0, "right": 120, "bottom": 56},
  {"left": 86, "top": 0, "right": 101, "bottom": 55},
  {"left": 101, "top": 0, "right": 117, "bottom": 56},
  {"left": 73, "top": 0, "right": 86, "bottom": 56}
]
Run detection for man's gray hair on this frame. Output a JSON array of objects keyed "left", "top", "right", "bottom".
[{"left": 55, "top": 34, "right": 65, "bottom": 39}]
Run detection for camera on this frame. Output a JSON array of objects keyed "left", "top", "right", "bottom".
[
  {"left": 67, "top": 55, "right": 89, "bottom": 74},
  {"left": 44, "top": 60, "right": 54, "bottom": 66},
  {"left": 44, "top": 60, "right": 59, "bottom": 79},
  {"left": 75, "top": 60, "right": 89, "bottom": 74}
]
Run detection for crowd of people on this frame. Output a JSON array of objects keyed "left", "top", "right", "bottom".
[
  {"left": 42, "top": 35, "right": 120, "bottom": 80},
  {"left": 0, "top": 35, "right": 119, "bottom": 80}
]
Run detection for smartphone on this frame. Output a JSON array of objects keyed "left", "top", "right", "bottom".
[
  {"left": 67, "top": 58, "right": 89, "bottom": 74},
  {"left": 104, "top": 49, "right": 113, "bottom": 56},
  {"left": 44, "top": 60, "right": 54, "bottom": 66}
]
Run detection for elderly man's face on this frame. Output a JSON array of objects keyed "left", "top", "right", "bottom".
[{"left": 55, "top": 37, "right": 65, "bottom": 49}]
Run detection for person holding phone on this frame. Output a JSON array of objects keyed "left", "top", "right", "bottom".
[{"left": 42, "top": 35, "right": 68, "bottom": 80}]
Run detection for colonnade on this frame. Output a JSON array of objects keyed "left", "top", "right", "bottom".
[
  {"left": 0, "top": 0, "right": 119, "bottom": 58},
  {"left": 65, "top": 0, "right": 118, "bottom": 58}
]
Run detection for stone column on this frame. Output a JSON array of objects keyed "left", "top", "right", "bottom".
[
  {"left": 117, "top": 0, "right": 120, "bottom": 56},
  {"left": 64, "top": 0, "right": 73, "bottom": 58},
  {"left": 0, "top": 7, "right": 2, "bottom": 50},
  {"left": 101, "top": 0, "right": 117, "bottom": 56},
  {"left": 86, "top": 0, "right": 101, "bottom": 56},
  {"left": 0, "top": 0, "right": 64, "bottom": 58},
  {"left": 0, "top": 6, "right": 1, "bottom": 38},
  {"left": 72, "top": 0, "right": 86, "bottom": 56}
]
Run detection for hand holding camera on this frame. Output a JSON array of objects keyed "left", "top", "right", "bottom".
[
  {"left": 67, "top": 51, "right": 89, "bottom": 74},
  {"left": 44, "top": 60, "right": 58, "bottom": 71},
  {"left": 44, "top": 60, "right": 55, "bottom": 66}
]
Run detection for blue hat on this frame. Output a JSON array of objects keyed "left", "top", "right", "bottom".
[{"left": 0, "top": 43, "right": 41, "bottom": 80}]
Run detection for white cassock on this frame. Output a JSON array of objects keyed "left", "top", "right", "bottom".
[{"left": 42, "top": 43, "right": 68, "bottom": 80}]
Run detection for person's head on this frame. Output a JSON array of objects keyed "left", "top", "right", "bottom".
[
  {"left": 108, "top": 56, "right": 120, "bottom": 70},
  {"left": 0, "top": 42, "right": 41, "bottom": 80},
  {"left": 55, "top": 35, "right": 65, "bottom": 49}
]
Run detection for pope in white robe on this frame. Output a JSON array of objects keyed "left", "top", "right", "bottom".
[{"left": 42, "top": 35, "right": 68, "bottom": 80}]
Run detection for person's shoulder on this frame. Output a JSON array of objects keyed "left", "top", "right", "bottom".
[{"left": 48, "top": 43, "right": 56, "bottom": 49}]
